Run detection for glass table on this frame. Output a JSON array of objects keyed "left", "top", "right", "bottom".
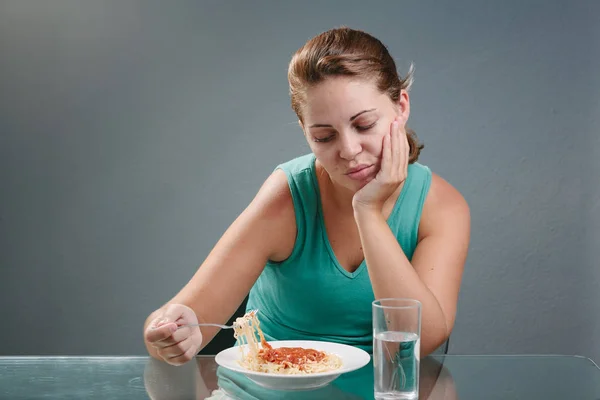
[{"left": 1, "top": 354, "right": 598, "bottom": 399}]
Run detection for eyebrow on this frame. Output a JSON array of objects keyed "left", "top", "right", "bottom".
[{"left": 308, "top": 108, "right": 377, "bottom": 128}]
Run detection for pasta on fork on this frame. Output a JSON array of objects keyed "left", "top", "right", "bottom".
[{"left": 232, "top": 310, "right": 342, "bottom": 374}]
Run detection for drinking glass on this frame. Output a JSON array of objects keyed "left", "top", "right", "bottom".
[{"left": 372, "top": 298, "right": 421, "bottom": 400}]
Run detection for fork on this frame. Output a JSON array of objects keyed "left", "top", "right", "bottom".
[
  {"left": 177, "top": 309, "right": 258, "bottom": 330},
  {"left": 177, "top": 323, "right": 233, "bottom": 330}
]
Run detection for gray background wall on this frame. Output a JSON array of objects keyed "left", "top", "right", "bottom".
[{"left": 1, "top": 0, "right": 598, "bottom": 361}]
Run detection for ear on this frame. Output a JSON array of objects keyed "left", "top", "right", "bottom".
[{"left": 396, "top": 89, "right": 411, "bottom": 125}]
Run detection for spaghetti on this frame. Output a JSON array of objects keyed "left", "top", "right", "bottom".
[{"left": 232, "top": 310, "right": 343, "bottom": 374}]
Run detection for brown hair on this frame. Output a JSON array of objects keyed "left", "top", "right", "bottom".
[{"left": 288, "top": 26, "right": 424, "bottom": 163}]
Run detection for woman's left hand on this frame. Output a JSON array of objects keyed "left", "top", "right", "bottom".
[{"left": 352, "top": 117, "right": 409, "bottom": 214}]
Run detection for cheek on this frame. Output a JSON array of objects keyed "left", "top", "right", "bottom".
[
  {"left": 310, "top": 146, "right": 336, "bottom": 170},
  {"left": 366, "top": 129, "right": 387, "bottom": 156},
  {"left": 309, "top": 145, "right": 329, "bottom": 159}
]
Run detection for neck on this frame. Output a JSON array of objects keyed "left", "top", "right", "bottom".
[{"left": 328, "top": 175, "right": 356, "bottom": 212}]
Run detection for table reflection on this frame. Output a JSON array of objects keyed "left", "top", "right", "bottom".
[{"left": 143, "top": 355, "right": 457, "bottom": 400}]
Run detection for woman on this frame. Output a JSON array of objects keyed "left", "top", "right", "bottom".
[{"left": 143, "top": 26, "right": 470, "bottom": 365}]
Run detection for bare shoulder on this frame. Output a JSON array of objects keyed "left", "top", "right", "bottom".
[
  {"left": 248, "top": 169, "right": 297, "bottom": 261},
  {"left": 251, "top": 169, "right": 295, "bottom": 223},
  {"left": 419, "top": 172, "right": 470, "bottom": 240}
]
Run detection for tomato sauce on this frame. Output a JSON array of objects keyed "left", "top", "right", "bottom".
[{"left": 258, "top": 339, "right": 326, "bottom": 370}]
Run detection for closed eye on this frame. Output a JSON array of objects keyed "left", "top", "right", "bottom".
[
  {"left": 356, "top": 122, "right": 376, "bottom": 131},
  {"left": 313, "top": 135, "right": 334, "bottom": 143}
]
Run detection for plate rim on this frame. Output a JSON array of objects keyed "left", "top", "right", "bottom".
[{"left": 214, "top": 339, "right": 371, "bottom": 378}]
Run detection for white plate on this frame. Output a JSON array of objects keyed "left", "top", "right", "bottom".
[{"left": 215, "top": 340, "right": 371, "bottom": 391}]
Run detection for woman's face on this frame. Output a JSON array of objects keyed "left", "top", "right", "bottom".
[{"left": 300, "top": 76, "right": 410, "bottom": 191}]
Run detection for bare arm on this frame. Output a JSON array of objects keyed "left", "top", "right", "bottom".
[
  {"left": 354, "top": 173, "right": 470, "bottom": 355},
  {"left": 144, "top": 169, "right": 296, "bottom": 358}
]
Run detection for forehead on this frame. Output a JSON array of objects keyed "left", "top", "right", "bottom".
[{"left": 302, "top": 77, "right": 390, "bottom": 121}]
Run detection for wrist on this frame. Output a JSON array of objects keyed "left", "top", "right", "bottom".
[{"left": 353, "top": 204, "right": 385, "bottom": 223}]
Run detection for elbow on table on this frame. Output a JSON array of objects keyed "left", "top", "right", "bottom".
[{"left": 421, "top": 325, "right": 452, "bottom": 356}]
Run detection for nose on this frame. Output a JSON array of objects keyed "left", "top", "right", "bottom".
[{"left": 338, "top": 133, "right": 362, "bottom": 160}]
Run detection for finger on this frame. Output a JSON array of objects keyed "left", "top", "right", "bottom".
[
  {"left": 399, "top": 125, "right": 410, "bottom": 177},
  {"left": 154, "top": 325, "right": 198, "bottom": 349},
  {"left": 163, "top": 304, "right": 187, "bottom": 323},
  {"left": 159, "top": 335, "right": 195, "bottom": 359},
  {"left": 166, "top": 341, "right": 200, "bottom": 366},
  {"left": 145, "top": 322, "right": 178, "bottom": 344},
  {"left": 158, "top": 337, "right": 195, "bottom": 360},
  {"left": 380, "top": 130, "right": 392, "bottom": 179},
  {"left": 390, "top": 119, "right": 401, "bottom": 177}
]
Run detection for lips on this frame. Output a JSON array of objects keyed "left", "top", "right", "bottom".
[{"left": 345, "top": 164, "right": 375, "bottom": 180}]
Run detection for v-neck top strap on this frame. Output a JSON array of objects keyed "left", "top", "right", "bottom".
[{"left": 246, "top": 153, "right": 432, "bottom": 353}]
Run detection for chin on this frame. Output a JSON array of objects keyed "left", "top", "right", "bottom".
[
  {"left": 357, "top": 178, "right": 373, "bottom": 190},
  {"left": 347, "top": 176, "right": 374, "bottom": 191},
  {"left": 357, "top": 181, "right": 369, "bottom": 190}
]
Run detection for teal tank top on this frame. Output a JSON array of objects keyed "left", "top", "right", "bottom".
[{"left": 246, "top": 153, "right": 432, "bottom": 353}]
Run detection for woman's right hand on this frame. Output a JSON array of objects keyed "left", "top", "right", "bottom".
[{"left": 144, "top": 303, "right": 203, "bottom": 366}]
